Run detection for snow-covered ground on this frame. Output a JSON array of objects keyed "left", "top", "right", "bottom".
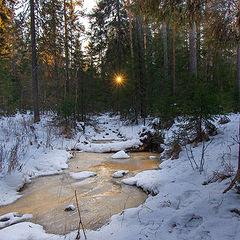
[
  {"left": 0, "top": 112, "right": 240, "bottom": 240},
  {"left": 0, "top": 113, "right": 144, "bottom": 205}
]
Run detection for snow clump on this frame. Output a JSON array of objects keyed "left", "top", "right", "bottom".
[
  {"left": 69, "top": 171, "right": 97, "bottom": 180},
  {"left": 111, "top": 150, "right": 130, "bottom": 159},
  {"left": 112, "top": 170, "right": 129, "bottom": 178}
]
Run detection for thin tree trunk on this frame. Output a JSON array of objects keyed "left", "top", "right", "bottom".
[
  {"left": 116, "top": 0, "right": 122, "bottom": 73},
  {"left": 126, "top": 0, "right": 134, "bottom": 58},
  {"left": 206, "top": 46, "right": 213, "bottom": 82},
  {"left": 64, "top": 0, "right": 70, "bottom": 96},
  {"left": 51, "top": 0, "right": 59, "bottom": 103},
  {"left": 172, "top": 23, "right": 176, "bottom": 97},
  {"left": 30, "top": 0, "right": 40, "bottom": 122},
  {"left": 136, "top": 16, "right": 146, "bottom": 121},
  {"left": 189, "top": 21, "right": 197, "bottom": 78},
  {"left": 125, "top": 0, "right": 138, "bottom": 122},
  {"left": 162, "top": 23, "right": 168, "bottom": 81},
  {"left": 237, "top": 43, "right": 240, "bottom": 102},
  {"left": 143, "top": 16, "right": 147, "bottom": 57}
]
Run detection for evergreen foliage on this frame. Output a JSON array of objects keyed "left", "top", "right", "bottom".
[{"left": 0, "top": 0, "right": 238, "bottom": 124}]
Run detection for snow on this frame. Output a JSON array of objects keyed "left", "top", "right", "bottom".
[
  {"left": 0, "top": 212, "right": 32, "bottom": 229},
  {"left": 111, "top": 150, "right": 130, "bottom": 159},
  {"left": 75, "top": 114, "right": 143, "bottom": 152},
  {"left": 112, "top": 170, "right": 129, "bottom": 178},
  {"left": 122, "top": 170, "right": 160, "bottom": 195},
  {"left": 149, "top": 155, "right": 157, "bottom": 159},
  {"left": 0, "top": 112, "right": 240, "bottom": 240},
  {"left": 69, "top": 171, "right": 97, "bottom": 180},
  {"left": 0, "top": 222, "right": 64, "bottom": 240},
  {"left": 76, "top": 139, "right": 141, "bottom": 153},
  {"left": 0, "top": 172, "right": 28, "bottom": 206}
]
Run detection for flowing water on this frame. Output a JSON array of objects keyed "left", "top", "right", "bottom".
[{"left": 0, "top": 152, "right": 160, "bottom": 235}]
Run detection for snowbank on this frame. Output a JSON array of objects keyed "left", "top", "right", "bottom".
[
  {"left": 0, "top": 212, "right": 32, "bottom": 229},
  {"left": 0, "top": 172, "right": 29, "bottom": 205},
  {"left": 1, "top": 113, "right": 240, "bottom": 240},
  {"left": 76, "top": 139, "right": 141, "bottom": 153}
]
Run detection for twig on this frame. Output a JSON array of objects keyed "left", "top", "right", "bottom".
[
  {"left": 121, "top": 194, "right": 130, "bottom": 226},
  {"left": 200, "top": 138, "right": 213, "bottom": 173},
  {"left": 189, "top": 144, "right": 199, "bottom": 169},
  {"left": 75, "top": 190, "right": 87, "bottom": 240}
]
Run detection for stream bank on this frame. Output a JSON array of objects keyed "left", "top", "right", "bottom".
[{"left": 0, "top": 151, "right": 160, "bottom": 235}]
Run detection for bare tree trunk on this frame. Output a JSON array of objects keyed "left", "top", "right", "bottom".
[
  {"left": 64, "top": 0, "right": 70, "bottom": 96},
  {"left": 206, "top": 46, "right": 213, "bottom": 82},
  {"left": 125, "top": 0, "right": 138, "bottom": 122},
  {"left": 136, "top": 16, "right": 146, "bottom": 121},
  {"left": 237, "top": 43, "right": 240, "bottom": 102},
  {"left": 51, "top": 0, "right": 59, "bottom": 103},
  {"left": 126, "top": 0, "right": 134, "bottom": 58},
  {"left": 116, "top": 0, "right": 122, "bottom": 73},
  {"left": 143, "top": 16, "right": 147, "bottom": 57},
  {"left": 173, "top": 23, "right": 176, "bottom": 97},
  {"left": 162, "top": 23, "right": 168, "bottom": 81},
  {"left": 30, "top": 0, "right": 40, "bottom": 122},
  {"left": 189, "top": 21, "right": 197, "bottom": 78}
]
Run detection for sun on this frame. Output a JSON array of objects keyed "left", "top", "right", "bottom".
[{"left": 115, "top": 75, "right": 123, "bottom": 85}]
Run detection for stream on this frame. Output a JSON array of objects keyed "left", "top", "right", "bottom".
[{"left": 0, "top": 151, "right": 160, "bottom": 235}]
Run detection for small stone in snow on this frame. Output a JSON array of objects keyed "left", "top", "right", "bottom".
[
  {"left": 112, "top": 170, "right": 129, "bottom": 178},
  {"left": 64, "top": 204, "right": 75, "bottom": 211}
]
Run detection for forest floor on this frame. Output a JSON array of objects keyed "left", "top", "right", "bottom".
[{"left": 0, "top": 112, "right": 240, "bottom": 240}]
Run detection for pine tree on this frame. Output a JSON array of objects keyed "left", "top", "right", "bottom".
[{"left": 30, "top": 0, "right": 40, "bottom": 122}]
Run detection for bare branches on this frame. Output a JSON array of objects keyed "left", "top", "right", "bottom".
[{"left": 185, "top": 139, "right": 213, "bottom": 174}]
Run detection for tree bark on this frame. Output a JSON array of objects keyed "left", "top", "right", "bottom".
[
  {"left": 189, "top": 21, "right": 197, "bottom": 78},
  {"left": 116, "top": 0, "right": 122, "bottom": 73},
  {"left": 51, "top": 0, "right": 59, "bottom": 103},
  {"left": 125, "top": 0, "right": 138, "bottom": 121},
  {"left": 162, "top": 23, "right": 168, "bottom": 81},
  {"left": 206, "top": 46, "right": 213, "bottom": 82},
  {"left": 237, "top": 43, "right": 240, "bottom": 102},
  {"left": 30, "top": 0, "right": 40, "bottom": 122},
  {"left": 64, "top": 0, "right": 70, "bottom": 96},
  {"left": 172, "top": 23, "right": 176, "bottom": 97},
  {"left": 143, "top": 16, "right": 147, "bottom": 57},
  {"left": 126, "top": 0, "right": 134, "bottom": 58},
  {"left": 136, "top": 16, "right": 146, "bottom": 121}
]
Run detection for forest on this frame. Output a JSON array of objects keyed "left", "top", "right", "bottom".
[
  {"left": 1, "top": 1, "right": 240, "bottom": 239},
  {"left": 0, "top": 0, "right": 239, "bottom": 123}
]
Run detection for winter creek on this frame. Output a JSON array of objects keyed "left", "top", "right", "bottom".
[{"left": 0, "top": 151, "right": 160, "bottom": 235}]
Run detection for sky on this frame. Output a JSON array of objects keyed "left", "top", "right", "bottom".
[
  {"left": 82, "top": 0, "right": 97, "bottom": 49},
  {"left": 83, "top": 0, "right": 97, "bottom": 12}
]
